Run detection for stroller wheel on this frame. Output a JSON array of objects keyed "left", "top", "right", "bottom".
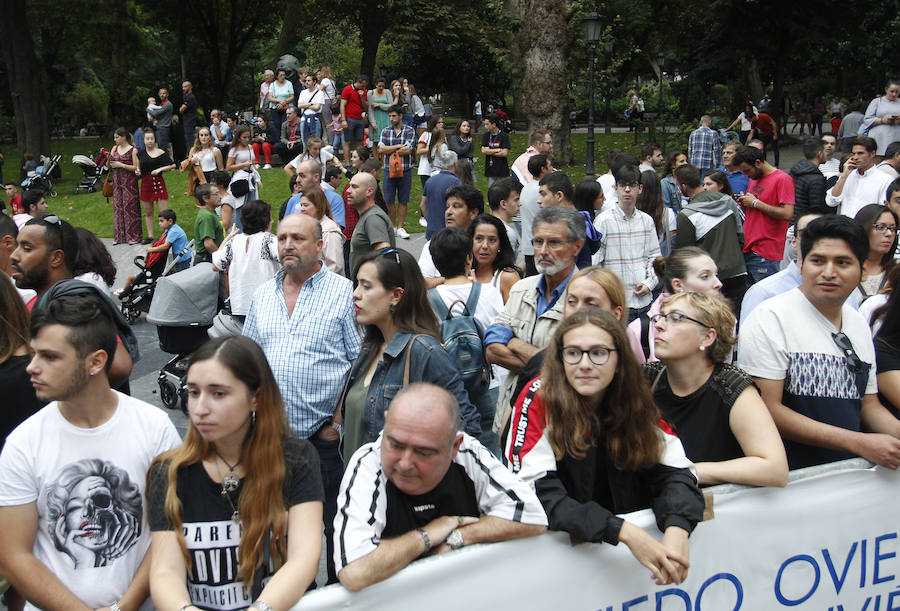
[
  {"left": 159, "top": 378, "right": 180, "bottom": 410},
  {"left": 124, "top": 307, "right": 140, "bottom": 324}
]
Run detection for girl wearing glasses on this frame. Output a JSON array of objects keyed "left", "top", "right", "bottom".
[
  {"left": 338, "top": 248, "right": 481, "bottom": 462},
  {"left": 853, "top": 204, "right": 898, "bottom": 303},
  {"left": 505, "top": 309, "right": 704, "bottom": 586},
  {"left": 644, "top": 292, "right": 788, "bottom": 487},
  {"left": 627, "top": 247, "right": 723, "bottom": 364}
]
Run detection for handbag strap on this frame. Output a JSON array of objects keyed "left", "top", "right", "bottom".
[{"left": 403, "top": 334, "right": 421, "bottom": 387}]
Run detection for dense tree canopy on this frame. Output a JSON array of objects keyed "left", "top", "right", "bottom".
[{"left": 1, "top": 0, "right": 898, "bottom": 159}]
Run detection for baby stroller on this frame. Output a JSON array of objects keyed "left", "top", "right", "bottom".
[
  {"left": 147, "top": 262, "right": 219, "bottom": 411},
  {"left": 21, "top": 153, "right": 62, "bottom": 197},
  {"left": 118, "top": 238, "right": 194, "bottom": 323},
  {"left": 72, "top": 148, "right": 110, "bottom": 193}
]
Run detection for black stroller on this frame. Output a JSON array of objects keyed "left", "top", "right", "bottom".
[
  {"left": 146, "top": 262, "right": 219, "bottom": 410},
  {"left": 118, "top": 239, "right": 194, "bottom": 323},
  {"left": 21, "top": 153, "right": 62, "bottom": 197},
  {"left": 72, "top": 148, "right": 110, "bottom": 193}
]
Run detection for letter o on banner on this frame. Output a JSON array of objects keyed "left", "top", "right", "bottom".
[
  {"left": 695, "top": 572, "right": 743, "bottom": 611},
  {"left": 775, "top": 554, "right": 821, "bottom": 606}
]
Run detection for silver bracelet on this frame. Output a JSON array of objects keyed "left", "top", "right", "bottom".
[
  {"left": 416, "top": 527, "right": 431, "bottom": 554},
  {"left": 250, "top": 602, "right": 275, "bottom": 611},
  {"left": 110, "top": 603, "right": 121, "bottom": 611}
]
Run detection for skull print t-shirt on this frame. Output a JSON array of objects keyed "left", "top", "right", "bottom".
[{"left": 0, "top": 392, "right": 181, "bottom": 610}]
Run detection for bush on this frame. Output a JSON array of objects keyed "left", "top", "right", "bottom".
[{"left": 68, "top": 82, "right": 110, "bottom": 131}]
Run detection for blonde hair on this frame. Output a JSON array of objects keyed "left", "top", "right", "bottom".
[
  {"left": 568, "top": 267, "right": 627, "bottom": 318},
  {"left": 662, "top": 292, "right": 736, "bottom": 363}
]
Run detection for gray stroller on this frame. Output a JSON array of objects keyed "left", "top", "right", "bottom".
[{"left": 147, "top": 263, "right": 219, "bottom": 410}]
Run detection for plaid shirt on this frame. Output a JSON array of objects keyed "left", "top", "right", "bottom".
[
  {"left": 379, "top": 124, "right": 415, "bottom": 171},
  {"left": 592, "top": 205, "right": 661, "bottom": 309},
  {"left": 243, "top": 265, "right": 361, "bottom": 438},
  {"left": 688, "top": 125, "right": 722, "bottom": 170}
]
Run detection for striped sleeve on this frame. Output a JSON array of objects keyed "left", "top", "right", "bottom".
[
  {"left": 332, "top": 443, "right": 388, "bottom": 573},
  {"left": 503, "top": 378, "right": 557, "bottom": 484},
  {"left": 455, "top": 435, "right": 548, "bottom": 526}
]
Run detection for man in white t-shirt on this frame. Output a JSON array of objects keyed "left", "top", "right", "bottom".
[
  {"left": 428, "top": 227, "right": 505, "bottom": 456},
  {"left": 418, "top": 184, "right": 483, "bottom": 287},
  {"left": 739, "top": 215, "right": 900, "bottom": 470},
  {"left": 520, "top": 154, "right": 552, "bottom": 276},
  {"left": 297, "top": 74, "right": 325, "bottom": 147},
  {"left": 0, "top": 294, "right": 180, "bottom": 610},
  {"left": 487, "top": 177, "right": 521, "bottom": 256}
]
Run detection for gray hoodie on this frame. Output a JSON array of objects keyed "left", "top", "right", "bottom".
[{"left": 675, "top": 190, "right": 747, "bottom": 280}]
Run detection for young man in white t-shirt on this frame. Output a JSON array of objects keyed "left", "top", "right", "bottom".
[
  {"left": 739, "top": 215, "right": 900, "bottom": 470},
  {"left": 487, "top": 177, "right": 521, "bottom": 257},
  {"left": 427, "top": 227, "right": 504, "bottom": 457},
  {"left": 0, "top": 295, "right": 181, "bottom": 610}
]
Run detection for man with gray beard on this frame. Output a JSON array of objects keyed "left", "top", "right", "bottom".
[{"left": 484, "top": 206, "right": 585, "bottom": 434}]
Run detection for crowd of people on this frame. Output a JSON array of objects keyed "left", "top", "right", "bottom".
[{"left": 1, "top": 74, "right": 900, "bottom": 611}]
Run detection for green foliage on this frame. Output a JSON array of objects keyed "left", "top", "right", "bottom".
[{"left": 68, "top": 83, "right": 110, "bottom": 129}]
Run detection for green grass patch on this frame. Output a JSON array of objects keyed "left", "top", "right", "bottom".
[{"left": 1, "top": 133, "right": 659, "bottom": 238}]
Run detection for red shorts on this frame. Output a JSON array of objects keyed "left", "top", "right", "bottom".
[{"left": 140, "top": 175, "right": 168, "bottom": 202}]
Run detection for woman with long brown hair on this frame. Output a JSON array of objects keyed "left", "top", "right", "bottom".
[
  {"left": 505, "top": 309, "right": 704, "bottom": 586},
  {"left": 109, "top": 127, "right": 141, "bottom": 245},
  {"left": 148, "top": 336, "right": 323, "bottom": 611},
  {"left": 0, "top": 268, "right": 41, "bottom": 446}
]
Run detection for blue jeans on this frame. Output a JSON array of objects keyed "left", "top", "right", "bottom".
[
  {"left": 173, "top": 260, "right": 191, "bottom": 273},
  {"left": 301, "top": 114, "right": 322, "bottom": 147},
  {"left": 309, "top": 435, "right": 342, "bottom": 585},
  {"left": 744, "top": 251, "right": 781, "bottom": 284}
]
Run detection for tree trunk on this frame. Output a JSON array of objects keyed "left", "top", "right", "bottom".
[
  {"left": 0, "top": 0, "right": 50, "bottom": 164},
  {"left": 274, "top": 0, "right": 306, "bottom": 59},
  {"left": 107, "top": 0, "right": 133, "bottom": 129},
  {"left": 358, "top": 1, "right": 388, "bottom": 81},
  {"left": 515, "top": 0, "right": 574, "bottom": 165},
  {"left": 746, "top": 57, "right": 763, "bottom": 108}
]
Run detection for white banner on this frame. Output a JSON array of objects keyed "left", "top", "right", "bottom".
[{"left": 296, "top": 460, "right": 900, "bottom": 610}]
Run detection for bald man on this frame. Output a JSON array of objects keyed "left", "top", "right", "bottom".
[
  {"left": 180, "top": 80, "right": 198, "bottom": 144},
  {"left": 347, "top": 172, "right": 395, "bottom": 273},
  {"left": 334, "top": 383, "right": 547, "bottom": 591},
  {"left": 243, "top": 211, "right": 361, "bottom": 584}
]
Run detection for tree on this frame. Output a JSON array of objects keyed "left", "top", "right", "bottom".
[
  {"left": 0, "top": 0, "right": 49, "bottom": 164},
  {"left": 514, "top": 0, "right": 575, "bottom": 164}
]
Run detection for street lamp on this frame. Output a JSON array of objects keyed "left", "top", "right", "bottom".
[
  {"left": 583, "top": 12, "right": 602, "bottom": 177},
  {"left": 657, "top": 52, "right": 666, "bottom": 117}
]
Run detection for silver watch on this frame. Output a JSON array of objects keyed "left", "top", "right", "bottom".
[
  {"left": 447, "top": 528, "right": 465, "bottom": 551},
  {"left": 250, "top": 602, "right": 275, "bottom": 611}
]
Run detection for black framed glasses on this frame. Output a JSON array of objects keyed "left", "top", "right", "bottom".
[
  {"left": 872, "top": 223, "right": 898, "bottom": 235},
  {"left": 832, "top": 331, "right": 866, "bottom": 375},
  {"left": 561, "top": 345, "right": 616, "bottom": 366},
  {"left": 649, "top": 310, "right": 710, "bottom": 328}
]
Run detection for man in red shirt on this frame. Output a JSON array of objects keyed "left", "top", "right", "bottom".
[
  {"left": 340, "top": 74, "right": 369, "bottom": 164},
  {"left": 5, "top": 183, "right": 22, "bottom": 215},
  {"left": 734, "top": 145, "right": 795, "bottom": 284},
  {"left": 749, "top": 111, "right": 780, "bottom": 167}
]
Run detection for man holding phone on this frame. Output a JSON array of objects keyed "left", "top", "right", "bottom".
[{"left": 826, "top": 136, "right": 894, "bottom": 219}]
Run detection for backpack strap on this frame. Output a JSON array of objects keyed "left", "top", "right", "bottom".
[
  {"left": 427, "top": 288, "right": 450, "bottom": 319},
  {"left": 465, "top": 281, "right": 481, "bottom": 315},
  {"left": 640, "top": 314, "right": 652, "bottom": 361}
]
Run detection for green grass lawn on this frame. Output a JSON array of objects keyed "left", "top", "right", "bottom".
[{"left": 1, "top": 132, "right": 649, "bottom": 238}]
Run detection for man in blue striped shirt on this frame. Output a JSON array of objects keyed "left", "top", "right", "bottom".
[{"left": 243, "top": 212, "right": 361, "bottom": 583}]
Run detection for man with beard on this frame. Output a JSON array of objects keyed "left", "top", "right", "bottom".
[
  {"left": 10, "top": 216, "right": 134, "bottom": 386},
  {"left": 484, "top": 206, "right": 584, "bottom": 435},
  {"left": 243, "top": 212, "right": 361, "bottom": 584},
  {"left": 0, "top": 295, "right": 180, "bottom": 610}
]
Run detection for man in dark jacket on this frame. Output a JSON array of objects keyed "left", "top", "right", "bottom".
[
  {"left": 789, "top": 139, "right": 826, "bottom": 222},
  {"left": 673, "top": 164, "right": 749, "bottom": 311}
]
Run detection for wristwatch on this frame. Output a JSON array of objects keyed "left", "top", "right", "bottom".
[
  {"left": 330, "top": 420, "right": 344, "bottom": 436},
  {"left": 447, "top": 528, "right": 465, "bottom": 551}
]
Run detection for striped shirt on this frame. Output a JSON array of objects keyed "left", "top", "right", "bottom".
[
  {"left": 333, "top": 433, "right": 547, "bottom": 572},
  {"left": 243, "top": 264, "right": 362, "bottom": 438},
  {"left": 592, "top": 205, "right": 661, "bottom": 309}
]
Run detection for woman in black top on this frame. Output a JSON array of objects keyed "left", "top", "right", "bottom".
[
  {"left": 448, "top": 119, "right": 475, "bottom": 182},
  {"left": 872, "top": 271, "right": 900, "bottom": 417},
  {"left": 645, "top": 291, "right": 788, "bottom": 487},
  {"left": 136, "top": 128, "right": 175, "bottom": 244},
  {"left": 0, "top": 269, "right": 42, "bottom": 448},
  {"left": 148, "top": 336, "right": 324, "bottom": 611}
]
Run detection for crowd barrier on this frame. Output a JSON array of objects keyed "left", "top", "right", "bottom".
[{"left": 294, "top": 459, "right": 900, "bottom": 610}]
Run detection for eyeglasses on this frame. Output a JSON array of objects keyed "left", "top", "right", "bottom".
[
  {"left": 531, "top": 237, "right": 569, "bottom": 251},
  {"left": 872, "top": 223, "right": 898, "bottom": 235},
  {"left": 617, "top": 182, "right": 639, "bottom": 190},
  {"left": 561, "top": 345, "right": 616, "bottom": 365},
  {"left": 650, "top": 310, "right": 710, "bottom": 328},
  {"left": 832, "top": 331, "right": 866, "bottom": 375}
]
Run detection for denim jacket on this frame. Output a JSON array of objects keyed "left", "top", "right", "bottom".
[{"left": 340, "top": 332, "right": 481, "bottom": 447}]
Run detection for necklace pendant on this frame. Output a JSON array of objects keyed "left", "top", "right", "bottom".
[
  {"left": 231, "top": 510, "right": 240, "bottom": 522},
  {"left": 222, "top": 472, "right": 240, "bottom": 492}
]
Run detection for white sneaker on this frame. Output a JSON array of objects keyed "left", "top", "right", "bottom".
[
  {"left": 419, "top": 217, "right": 428, "bottom": 228},
  {"left": 263, "top": 164, "right": 272, "bottom": 170},
  {"left": 396, "top": 227, "right": 410, "bottom": 239}
]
